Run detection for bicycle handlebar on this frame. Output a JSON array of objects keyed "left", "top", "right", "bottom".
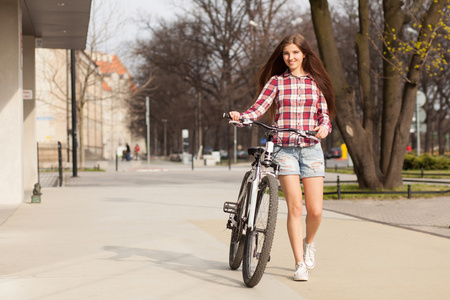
[{"left": 223, "top": 112, "right": 318, "bottom": 139}]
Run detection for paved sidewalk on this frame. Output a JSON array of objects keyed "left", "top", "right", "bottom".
[
  {"left": 0, "top": 160, "right": 449, "bottom": 299},
  {"left": 324, "top": 197, "right": 450, "bottom": 238}
]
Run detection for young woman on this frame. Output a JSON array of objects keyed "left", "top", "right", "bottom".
[{"left": 229, "top": 33, "right": 335, "bottom": 281}]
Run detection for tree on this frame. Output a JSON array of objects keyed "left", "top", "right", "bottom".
[
  {"left": 420, "top": 24, "right": 450, "bottom": 155},
  {"left": 74, "top": 0, "right": 130, "bottom": 165},
  {"left": 129, "top": 0, "right": 296, "bottom": 156},
  {"left": 309, "top": 0, "right": 449, "bottom": 189},
  {"left": 130, "top": 18, "right": 210, "bottom": 155}
]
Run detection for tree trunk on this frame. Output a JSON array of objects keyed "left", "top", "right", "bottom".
[
  {"left": 380, "top": 0, "right": 405, "bottom": 177},
  {"left": 310, "top": 0, "right": 383, "bottom": 189}
]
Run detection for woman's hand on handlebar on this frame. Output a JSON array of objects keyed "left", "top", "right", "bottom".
[
  {"left": 313, "top": 125, "right": 329, "bottom": 139},
  {"left": 229, "top": 111, "right": 241, "bottom": 122}
]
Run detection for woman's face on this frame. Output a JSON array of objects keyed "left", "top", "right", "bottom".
[{"left": 282, "top": 43, "right": 306, "bottom": 75}]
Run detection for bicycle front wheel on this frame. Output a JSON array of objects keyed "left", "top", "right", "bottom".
[
  {"left": 229, "top": 171, "right": 251, "bottom": 270},
  {"left": 242, "top": 174, "right": 279, "bottom": 287}
]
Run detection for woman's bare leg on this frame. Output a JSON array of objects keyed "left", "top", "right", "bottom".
[
  {"left": 302, "top": 177, "right": 323, "bottom": 244},
  {"left": 279, "top": 175, "right": 304, "bottom": 264}
]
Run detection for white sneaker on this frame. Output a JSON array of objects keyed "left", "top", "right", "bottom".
[
  {"left": 303, "top": 239, "right": 316, "bottom": 269},
  {"left": 294, "top": 262, "right": 308, "bottom": 281}
]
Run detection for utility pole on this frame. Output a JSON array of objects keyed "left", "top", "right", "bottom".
[
  {"left": 162, "top": 119, "right": 167, "bottom": 157},
  {"left": 198, "top": 93, "right": 203, "bottom": 159},
  {"left": 146, "top": 96, "right": 151, "bottom": 164}
]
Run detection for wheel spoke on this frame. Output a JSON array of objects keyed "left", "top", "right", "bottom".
[{"left": 242, "top": 175, "right": 279, "bottom": 287}]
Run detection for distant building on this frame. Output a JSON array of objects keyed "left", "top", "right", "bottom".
[
  {"left": 35, "top": 49, "right": 141, "bottom": 167},
  {"left": 93, "top": 52, "right": 141, "bottom": 160}
]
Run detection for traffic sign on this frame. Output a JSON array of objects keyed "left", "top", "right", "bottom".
[{"left": 416, "top": 90, "right": 426, "bottom": 107}]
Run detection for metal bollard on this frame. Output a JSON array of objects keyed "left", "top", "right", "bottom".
[
  {"left": 337, "top": 175, "right": 341, "bottom": 200},
  {"left": 58, "top": 142, "right": 63, "bottom": 187}
]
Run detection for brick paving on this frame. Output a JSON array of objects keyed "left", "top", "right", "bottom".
[{"left": 323, "top": 197, "right": 450, "bottom": 238}]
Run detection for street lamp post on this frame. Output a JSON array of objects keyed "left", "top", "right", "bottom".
[
  {"left": 198, "top": 93, "right": 203, "bottom": 159},
  {"left": 146, "top": 96, "right": 150, "bottom": 165},
  {"left": 70, "top": 50, "right": 78, "bottom": 177},
  {"left": 162, "top": 119, "right": 167, "bottom": 157}
]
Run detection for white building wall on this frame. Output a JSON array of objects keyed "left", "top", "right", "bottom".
[
  {"left": 23, "top": 35, "right": 37, "bottom": 197},
  {"left": 0, "top": 0, "right": 23, "bottom": 204}
]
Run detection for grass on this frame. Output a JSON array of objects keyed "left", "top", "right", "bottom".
[{"left": 325, "top": 167, "right": 354, "bottom": 174}]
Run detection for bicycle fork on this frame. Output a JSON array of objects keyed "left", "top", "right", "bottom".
[
  {"left": 247, "top": 166, "right": 261, "bottom": 231},
  {"left": 223, "top": 165, "right": 261, "bottom": 231}
]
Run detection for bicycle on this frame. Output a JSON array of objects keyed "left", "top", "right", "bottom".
[{"left": 222, "top": 113, "right": 318, "bottom": 287}]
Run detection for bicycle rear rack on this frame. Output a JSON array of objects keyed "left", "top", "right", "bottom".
[{"left": 223, "top": 201, "right": 238, "bottom": 214}]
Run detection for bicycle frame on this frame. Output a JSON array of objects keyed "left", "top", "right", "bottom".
[{"left": 225, "top": 115, "right": 317, "bottom": 232}]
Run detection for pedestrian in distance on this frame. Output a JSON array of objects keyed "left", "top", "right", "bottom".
[
  {"left": 229, "top": 33, "right": 336, "bottom": 281},
  {"left": 134, "top": 144, "right": 140, "bottom": 160},
  {"left": 126, "top": 143, "right": 131, "bottom": 161}
]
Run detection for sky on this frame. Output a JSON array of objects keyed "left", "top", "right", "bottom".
[
  {"left": 89, "top": 0, "right": 192, "bottom": 73},
  {"left": 90, "top": 0, "right": 315, "bottom": 74}
]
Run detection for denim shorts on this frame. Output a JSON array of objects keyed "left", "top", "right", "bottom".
[{"left": 274, "top": 143, "right": 325, "bottom": 178}]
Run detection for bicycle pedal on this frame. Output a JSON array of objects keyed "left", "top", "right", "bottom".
[
  {"left": 226, "top": 219, "right": 233, "bottom": 229},
  {"left": 223, "top": 202, "right": 238, "bottom": 214}
]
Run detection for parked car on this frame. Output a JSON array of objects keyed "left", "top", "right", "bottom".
[
  {"left": 169, "top": 151, "right": 182, "bottom": 162},
  {"left": 325, "top": 147, "right": 342, "bottom": 159},
  {"left": 204, "top": 146, "right": 213, "bottom": 154},
  {"left": 237, "top": 150, "right": 248, "bottom": 159},
  {"left": 220, "top": 150, "right": 228, "bottom": 160}
]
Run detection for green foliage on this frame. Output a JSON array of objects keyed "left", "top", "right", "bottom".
[
  {"left": 403, "top": 153, "right": 450, "bottom": 170},
  {"left": 380, "top": 3, "right": 449, "bottom": 79}
]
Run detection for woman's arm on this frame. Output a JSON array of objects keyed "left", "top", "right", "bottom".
[
  {"left": 314, "top": 90, "right": 332, "bottom": 139},
  {"left": 230, "top": 76, "right": 278, "bottom": 121}
]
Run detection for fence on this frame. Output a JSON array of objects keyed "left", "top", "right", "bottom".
[
  {"left": 403, "top": 169, "right": 450, "bottom": 178},
  {"left": 322, "top": 176, "right": 450, "bottom": 199},
  {"left": 38, "top": 142, "right": 65, "bottom": 187}
]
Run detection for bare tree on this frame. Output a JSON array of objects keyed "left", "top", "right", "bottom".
[
  {"left": 420, "top": 24, "right": 450, "bottom": 155},
  {"left": 129, "top": 0, "right": 296, "bottom": 156},
  {"left": 64, "top": 0, "right": 131, "bottom": 166}
]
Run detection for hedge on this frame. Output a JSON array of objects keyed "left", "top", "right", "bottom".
[{"left": 403, "top": 153, "right": 450, "bottom": 170}]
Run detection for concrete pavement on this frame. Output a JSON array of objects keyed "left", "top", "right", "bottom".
[{"left": 0, "top": 159, "right": 449, "bottom": 299}]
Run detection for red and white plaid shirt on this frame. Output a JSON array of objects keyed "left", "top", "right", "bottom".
[{"left": 240, "top": 70, "right": 331, "bottom": 147}]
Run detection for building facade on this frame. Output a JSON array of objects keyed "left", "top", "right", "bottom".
[{"left": 35, "top": 49, "right": 140, "bottom": 168}]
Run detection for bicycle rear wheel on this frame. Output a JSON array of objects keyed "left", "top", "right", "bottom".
[
  {"left": 229, "top": 171, "right": 251, "bottom": 270},
  {"left": 242, "top": 174, "right": 279, "bottom": 287}
]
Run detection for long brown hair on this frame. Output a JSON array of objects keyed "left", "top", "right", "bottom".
[{"left": 256, "top": 34, "right": 336, "bottom": 123}]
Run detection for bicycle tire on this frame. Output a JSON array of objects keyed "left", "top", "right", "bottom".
[
  {"left": 229, "top": 171, "right": 251, "bottom": 270},
  {"left": 242, "top": 174, "right": 279, "bottom": 287}
]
